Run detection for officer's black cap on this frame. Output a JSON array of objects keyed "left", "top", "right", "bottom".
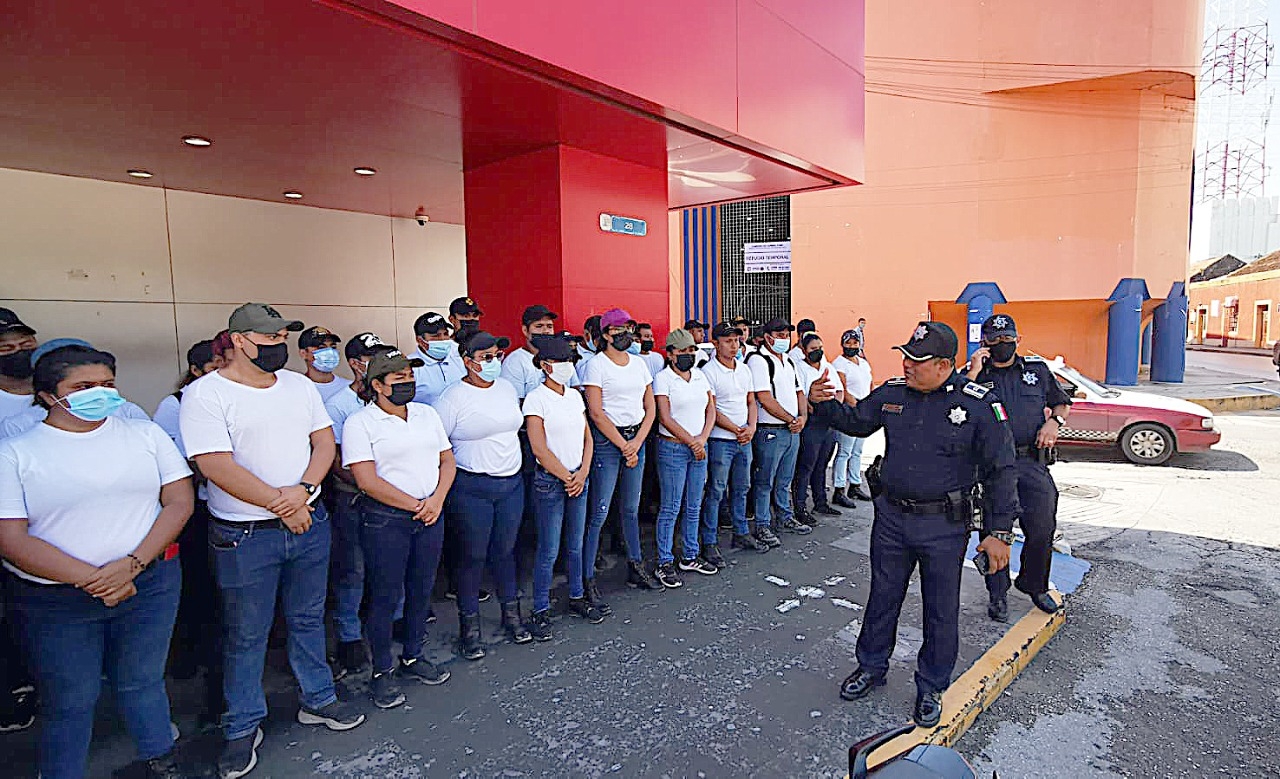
[
  {"left": 981, "top": 314, "right": 1017, "bottom": 340},
  {"left": 711, "top": 322, "right": 739, "bottom": 339},
  {"left": 532, "top": 334, "right": 575, "bottom": 364},
  {"left": 461, "top": 331, "right": 510, "bottom": 356},
  {"left": 761, "top": 317, "right": 794, "bottom": 334},
  {"left": 522, "top": 304, "right": 558, "bottom": 326},
  {"left": 895, "top": 321, "right": 958, "bottom": 362}
]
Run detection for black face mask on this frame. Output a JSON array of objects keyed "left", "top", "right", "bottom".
[
  {"left": 806, "top": 348, "right": 824, "bottom": 364},
  {"left": 246, "top": 342, "right": 289, "bottom": 373},
  {"left": 387, "top": 380, "right": 416, "bottom": 407},
  {"left": 454, "top": 319, "right": 480, "bottom": 343},
  {"left": 842, "top": 347, "right": 861, "bottom": 359},
  {"left": 610, "top": 333, "right": 634, "bottom": 352},
  {"left": 674, "top": 353, "right": 697, "bottom": 372},
  {"left": 640, "top": 339, "right": 655, "bottom": 353},
  {"left": 988, "top": 341, "right": 1017, "bottom": 364},
  {"left": 0, "top": 349, "right": 35, "bottom": 380}
]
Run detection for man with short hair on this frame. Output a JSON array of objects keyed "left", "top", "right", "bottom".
[
  {"left": 410, "top": 312, "right": 466, "bottom": 406},
  {"left": 0, "top": 309, "right": 38, "bottom": 425},
  {"left": 744, "top": 318, "right": 811, "bottom": 541},
  {"left": 502, "top": 305, "right": 559, "bottom": 400},
  {"left": 702, "top": 323, "right": 767, "bottom": 553},
  {"left": 298, "top": 326, "right": 346, "bottom": 405},
  {"left": 636, "top": 323, "right": 665, "bottom": 377},
  {"left": 180, "top": 303, "right": 363, "bottom": 779},
  {"left": 448, "top": 296, "right": 483, "bottom": 346}
]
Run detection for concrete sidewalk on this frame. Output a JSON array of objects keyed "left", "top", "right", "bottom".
[{"left": 1128, "top": 363, "right": 1280, "bottom": 412}]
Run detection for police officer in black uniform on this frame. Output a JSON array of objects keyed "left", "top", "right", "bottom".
[
  {"left": 966, "top": 314, "right": 1070, "bottom": 619},
  {"left": 808, "top": 321, "right": 1019, "bottom": 728}
]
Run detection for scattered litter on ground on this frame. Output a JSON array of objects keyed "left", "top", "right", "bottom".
[
  {"left": 765, "top": 575, "right": 791, "bottom": 587},
  {"left": 795, "top": 634, "right": 806, "bottom": 641},
  {"left": 776, "top": 599, "right": 801, "bottom": 613},
  {"left": 809, "top": 710, "right": 822, "bottom": 719},
  {"left": 830, "top": 598, "right": 862, "bottom": 610},
  {"left": 797, "top": 586, "right": 826, "bottom": 599},
  {"left": 823, "top": 575, "right": 846, "bottom": 586}
]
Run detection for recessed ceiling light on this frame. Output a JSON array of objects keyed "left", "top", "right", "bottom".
[
  {"left": 181, "top": 135, "right": 212, "bottom": 147},
  {"left": 353, "top": 166, "right": 377, "bottom": 176},
  {"left": 127, "top": 169, "right": 153, "bottom": 179},
  {"left": 283, "top": 191, "right": 304, "bottom": 200}
]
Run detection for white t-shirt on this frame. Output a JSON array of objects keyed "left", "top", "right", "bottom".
[
  {"left": 324, "top": 384, "right": 365, "bottom": 445},
  {"left": 434, "top": 379, "right": 523, "bottom": 477},
  {"left": 579, "top": 353, "right": 652, "bottom": 427},
  {"left": 746, "top": 349, "right": 801, "bottom": 424},
  {"left": 796, "top": 356, "right": 842, "bottom": 401},
  {"left": 832, "top": 355, "right": 874, "bottom": 400},
  {"left": 700, "top": 356, "right": 754, "bottom": 440},
  {"left": 522, "top": 383, "right": 588, "bottom": 472},
  {"left": 179, "top": 370, "right": 333, "bottom": 522},
  {"left": 500, "top": 347, "right": 543, "bottom": 400},
  {"left": 0, "top": 417, "right": 191, "bottom": 583},
  {"left": 0, "top": 388, "right": 36, "bottom": 424},
  {"left": 153, "top": 393, "right": 184, "bottom": 453},
  {"left": 652, "top": 367, "right": 714, "bottom": 439},
  {"left": 640, "top": 351, "right": 665, "bottom": 379},
  {"left": 0, "top": 400, "right": 151, "bottom": 440},
  {"left": 341, "top": 402, "right": 451, "bottom": 500},
  {"left": 306, "top": 372, "right": 348, "bottom": 405}
]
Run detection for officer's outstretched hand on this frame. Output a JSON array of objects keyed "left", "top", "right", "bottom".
[
  {"left": 807, "top": 370, "right": 837, "bottom": 405},
  {"left": 976, "top": 536, "right": 1012, "bottom": 573}
]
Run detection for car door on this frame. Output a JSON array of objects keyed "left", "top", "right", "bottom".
[{"left": 1051, "top": 373, "right": 1116, "bottom": 443}]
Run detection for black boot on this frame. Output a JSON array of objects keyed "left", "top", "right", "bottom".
[
  {"left": 832, "top": 488, "right": 858, "bottom": 509},
  {"left": 458, "top": 612, "right": 485, "bottom": 661},
  {"left": 500, "top": 600, "right": 533, "bottom": 644}
]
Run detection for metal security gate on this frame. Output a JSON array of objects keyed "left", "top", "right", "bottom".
[{"left": 719, "top": 196, "right": 790, "bottom": 325}]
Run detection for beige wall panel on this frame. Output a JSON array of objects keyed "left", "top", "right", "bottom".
[
  {"left": 0, "top": 299, "right": 180, "bottom": 415},
  {"left": 390, "top": 305, "right": 463, "bottom": 352},
  {"left": 392, "top": 219, "right": 468, "bottom": 309},
  {"left": 0, "top": 169, "right": 173, "bottom": 302},
  {"left": 166, "top": 191, "right": 397, "bottom": 308}
]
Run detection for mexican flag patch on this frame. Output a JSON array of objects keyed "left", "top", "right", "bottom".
[{"left": 991, "top": 402, "right": 1008, "bottom": 422}]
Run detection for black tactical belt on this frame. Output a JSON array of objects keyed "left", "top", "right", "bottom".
[{"left": 885, "top": 495, "right": 950, "bottom": 514}]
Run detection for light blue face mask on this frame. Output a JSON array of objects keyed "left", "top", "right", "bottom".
[
  {"left": 770, "top": 337, "right": 790, "bottom": 355},
  {"left": 626, "top": 341, "right": 642, "bottom": 355},
  {"left": 425, "top": 340, "right": 452, "bottom": 360},
  {"left": 478, "top": 358, "right": 502, "bottom": 382},
  {"left": 311, "top": 347, "right": 340, "bottom": 373},
  {"left": 57, "top": 386, "right": 126, "bottom": 422}
]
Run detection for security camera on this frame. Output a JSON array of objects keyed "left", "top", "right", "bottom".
[{"left": 415, "top": 206, "right": 429, "bottom": 226}]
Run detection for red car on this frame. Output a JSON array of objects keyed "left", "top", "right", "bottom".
[{"left": 1043, "top": 359, "right": 1220, "bottom": 465}]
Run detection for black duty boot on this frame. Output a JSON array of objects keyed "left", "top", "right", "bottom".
[
  {"left": 914, "top": 689, "right": 943, "bottom": 728},
  {"left": 850, "top": 484, "right": 873, "bottom": 501},
  {"left": 458, "top": 612, "right": 486, "bottom": 661},
  {"left": 838, "top": 667, "right": 885, "bottom": 701},
  {"left": 501, "top": 600, "right": 533, "bottom": 644},
  {"left": 987, "top": 594, "right": 1009, "bottom": 623},
  {"left": 814, "top": 499, "right": 841, "bottom": 516}
]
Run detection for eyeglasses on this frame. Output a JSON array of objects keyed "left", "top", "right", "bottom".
[{"left": 469, "top": 353, "right": 500, "bottom": 363}]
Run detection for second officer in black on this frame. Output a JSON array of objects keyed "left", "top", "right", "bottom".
[
  {"left": 809, "top": 321, "right": 1019, "bottom": 728},
  {"left": 966, "top": 314, "right": 1070, "bottom": 619}
]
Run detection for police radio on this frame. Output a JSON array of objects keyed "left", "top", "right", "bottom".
[{"left": 967, "top": 482, "right": 986, "bottom": 533}]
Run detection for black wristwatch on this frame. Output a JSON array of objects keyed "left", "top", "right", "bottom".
[
  {"left": 1050, "top": 414, "right": 1067, "bottom": 428},
  {"left": 989, "top": 530, "right": 1016, "bottom": 545},
  {"left": 300, "top": 482, "right": 319, "bottom": 497}
]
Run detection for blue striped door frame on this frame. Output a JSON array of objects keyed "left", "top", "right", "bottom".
[{"left": 681, "top": 206, "right": 720, "bottom": 327}]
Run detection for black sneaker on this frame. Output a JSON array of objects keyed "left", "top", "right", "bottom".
[
  {"left": 567, "top": 596, "right": 605, "bottom": 624},
  {"left": 217, "top": 727, "right": 263, "bottom": 779},
  {"left": 583, "top": 579, "right": 613, "bottom": 617},
  {"left": 779, "top": 519, "right": 814, "bottom": 535},
  {"left": 370, "top": 671, "right": 406, "bottom": 709},
  {"left": 626, "top": 560, "right": 665, "bottom": 590},
  {"left": 753, "top": 527, "right": 782, "bottom": 548},
  {"left": 337, "top": 639, "right": 368, "bottom": 677},
  {"left": 653, "top": 562, "right": 684, "bottom": 588},
  {"left": 814, "top": 503, "right": 841, "bottom": 516},
  {"left": 297, "top": 699, "right": 365, "bottom": 731},
  {"left": 528, "top": 609, "right": 554, "bottom": 641},
  {"left": 701, "top": 544, "right": 727, "bottom": 569},
  {"left": 796, "top": 510, "right": 820, "bottom": 527},
  {"left": 678, "top": 557, "right": 718, "bottom": 576},
  {"left": 398, "top": 656, "right": 450, "bottom": 685},
  {"left": 142, "top": 749, "right": 183, "bottom": 779},
  {"left": 445, "top": 588, "right": 492, "bottom": 602},
  {"left": 0, "top": 687, "right": 34, "bottom": 733},
  {"left": 731, "top": 532, "right": 769, "bottom": 553}
]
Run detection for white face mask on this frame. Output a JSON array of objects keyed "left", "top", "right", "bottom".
[{"left": 547, "top": 362, "right": 577, "bottom": 387}]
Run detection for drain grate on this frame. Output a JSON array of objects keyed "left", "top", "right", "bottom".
[{"left": 1059, "top": 483, "right": 1104, "bottom": 500}]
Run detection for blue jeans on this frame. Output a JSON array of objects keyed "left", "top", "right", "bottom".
[
  {"left": 329, "top": 487, "right": 365, "bottom": 643},
  {"left": 704, "top": 438, "right": 753, "bottom": 535},
  {"left": 585, "top": 428, "right": 646, "bottom": 571},
  {"left": 531, "top": 468, "right": 590, "bottom": 612},
  {"left": 833, "top": 432, "right": 866, "bottom": 488},
  {"left": 655, "top": 438, "right": 710, "bottom": 564},
  {"left": 12, "top": 559, "right": 180, "bottom": 779},
  {"left": 359, "top": 497, "right": 443, "bottom": 673},
  {"left": 752, "top": 426, "right": 800, "bottom": 527},
  {"left": 447, "top": 470, "right": 523, "bottom": 615},
  {"left": 210, "top": 505, "right": 335, "bottom": 741}
]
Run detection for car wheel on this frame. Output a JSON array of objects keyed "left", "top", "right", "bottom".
[{"left": 1119, "top": 423, "right": 1174, "bottom": 465}]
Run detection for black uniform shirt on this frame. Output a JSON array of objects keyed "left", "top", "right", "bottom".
[
  {"left": 974, "top": 356, "right": 1072, "bottom": 448},
  {"left": 814, "top": 372, "right": 1020, "bottom": 532}
]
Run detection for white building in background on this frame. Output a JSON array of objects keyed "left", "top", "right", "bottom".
[{"left": 1190, "top": 196, "right": 1280, "bottom": 263}]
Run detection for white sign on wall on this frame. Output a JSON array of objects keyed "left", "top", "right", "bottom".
[
  {"left": 1210, "top": 299, "right": 1220, "bottom": 317},
  {"left": 744, "top": 241, "right": 791, "bottom": 274}
]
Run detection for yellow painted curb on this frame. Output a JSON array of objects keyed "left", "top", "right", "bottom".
[
  {"left": 864, "top": 595, "right": 1067, "bottom": 768},
  {"left": 1187, "top": 395, "right": 1280, "bottom": 413}
]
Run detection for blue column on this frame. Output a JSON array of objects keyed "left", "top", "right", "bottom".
[
  {"left": 955, "top": 282, "right": 1007, "bottom": 359},
  {"left": 1150, "top": 282, "right": 1188, "bottom": 383},
  {"left": 1104, "top": 279, "right": 1150, "bottom": 386}
]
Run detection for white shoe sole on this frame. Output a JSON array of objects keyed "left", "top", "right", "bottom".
[{"left": 296, "top": 709, "right": 366, "bottom": 731}]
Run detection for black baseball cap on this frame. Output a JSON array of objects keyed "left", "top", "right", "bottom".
[
  {"left": 413, "top": 312, "right": 452, "bottom": 336},
  {"left": 762, "top": 317, "right": 794, "bottom": 334},
  {"left": 683, "top": 318, "right": 709, "bottom": 330},
  {"left": 365, "top": 348, "right": 425, "bottom": 383},
  {"left": 522, "top": 304, "right": 559, "bottom": 326},
  {"left": 228, "top": 303, "right": 304, "bottom": 334},
  {"left": 981, "top": 314, "right": 1018, "bottom": 340},
  {"left": 298, "top": 326, "right": 341, "bottom": 350},
  {"left": 344, "top": 332, "right": 387, "bottom": 360},
  {"left": 450, "top": 296, "right": 482, "bottom": 317},
  {"left": 711, "top": 322, "right": 740, "bottom": 339},
  {"left": 0, "top": 308, "right": 35, "bottom": 336},
  {"left": 797, "top": 318, "right": 816, "bottom": 335},
  {"left": 186, "top": 339, "right": 216, "bottom": 369},
  {"left": 730, "top": 316, "right": 749, "bottom": 327},
  {"left": 895, "top": 321, "right": 959, "bottom": 361},
  {"left": 532, "top": 335, "right": 575, "bottom": 364},
  {"left": 461, "top": 331, "right": 511, "bottom": 356}
]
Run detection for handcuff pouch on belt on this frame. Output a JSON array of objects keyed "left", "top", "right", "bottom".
[
  {"left": 865, "top": 455, "right": 885, "bottom": 498},
  {"left": 957, "top": 483, "right": 985, "bottom": 532}
]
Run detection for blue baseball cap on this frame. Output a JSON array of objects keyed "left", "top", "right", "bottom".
[{"left": 31, "top": 338, "right": 93, "bottom": 367}]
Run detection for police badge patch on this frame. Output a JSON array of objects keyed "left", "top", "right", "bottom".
[
  {"left": 1022, "top": 371, "right": 1038, "bottom": 386},
  {"left": 948, "top": 407, "right": 967, "bottom": 425}
]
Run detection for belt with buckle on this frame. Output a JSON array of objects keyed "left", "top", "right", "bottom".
[
  {"left": 211, "top": 516, "right": 290, "bottom": 532},
  {"left": 885, "top": 495, "right": 950, "bottom": 514}
]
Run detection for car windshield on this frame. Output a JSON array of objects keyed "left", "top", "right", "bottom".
[{"left": 1058, "top": 364, "right": 1121, "bottom": 398}]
